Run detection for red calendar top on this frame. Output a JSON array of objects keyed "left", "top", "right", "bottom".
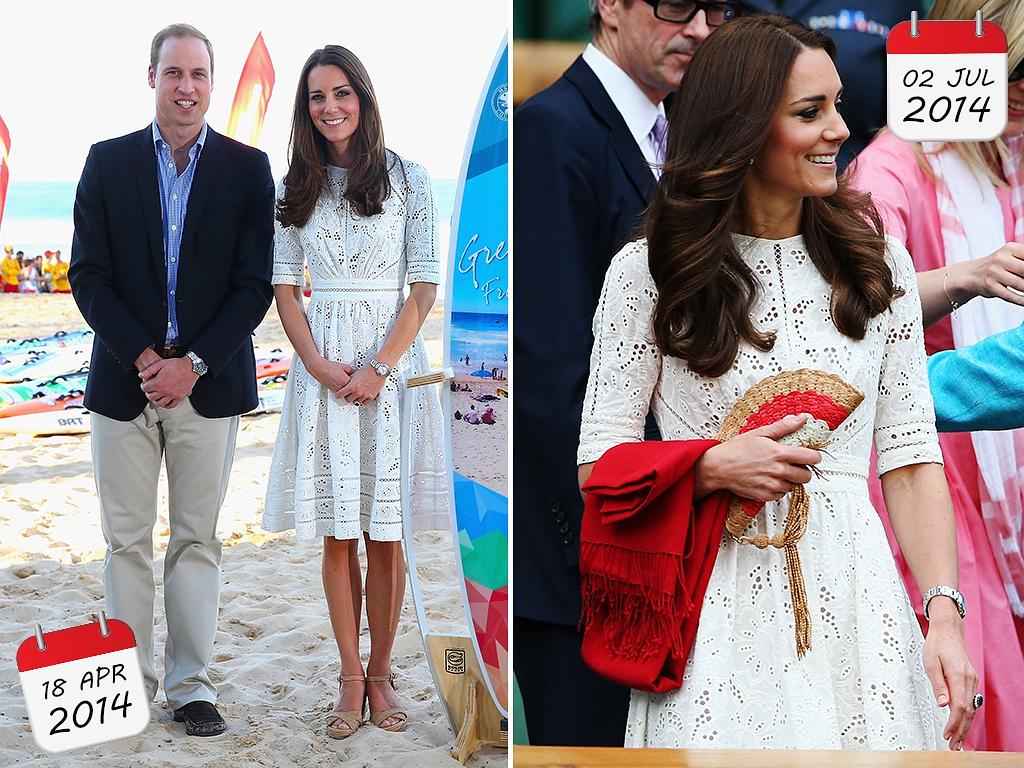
[
  {"left": 888, "top": 20, "right": 1007, "bottom": 54},
  {"left": 17, "top": 620, "right": 137, "bottom": 672}
]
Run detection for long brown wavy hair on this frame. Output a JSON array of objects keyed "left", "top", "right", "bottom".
[
  {"left": 277, "top": 45, "right": 393, "bottom": 226},
  {"left": 647, "top": 14, "right": 896, "bottom": 377}
]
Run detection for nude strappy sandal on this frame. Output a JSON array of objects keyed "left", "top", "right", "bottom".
[
  {"left": 366, "top": 673, "right": 407, "bottom": 732},
  {"left": 326, "top": 674, "right": 366, "bottom": 739}
]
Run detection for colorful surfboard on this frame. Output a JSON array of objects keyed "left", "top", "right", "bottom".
[
  {"left": 443, "top": 36, "right": 509, "bottom": 720},
  {"left": 0, "top": 369, "right": 89, "bottom": 407},
  {"left": 0, "top": 345, "right": 90, "bottom": 383},
  {"left": 0, "top": 405, "right": 91, "bottom": 436},
  {"left": 0, "top": 329, "right": 92, "bottom": 356}
]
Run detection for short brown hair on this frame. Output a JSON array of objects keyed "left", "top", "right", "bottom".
[{"left": 150, "top": 23, "right": 214, "bottom": 78}]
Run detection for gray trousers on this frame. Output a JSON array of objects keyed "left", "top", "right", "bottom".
[{"left": 91, "top": 397, "right": 238, "bottom": 709}]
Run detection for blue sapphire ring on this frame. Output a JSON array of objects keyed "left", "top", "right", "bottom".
[{"left": 972, "top": 693, "right": 984, "bottom": 709}]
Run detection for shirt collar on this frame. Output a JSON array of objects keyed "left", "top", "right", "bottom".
[
  {"left": 152, "top": 121, "right": 208, "bottom": 157},
  {"left": 582, "top": 43, "right": 666, "bottom": 148}
]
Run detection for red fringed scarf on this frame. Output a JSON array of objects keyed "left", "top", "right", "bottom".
[{"left": 579, "top": 440, "right": 730, "bottom": 693}]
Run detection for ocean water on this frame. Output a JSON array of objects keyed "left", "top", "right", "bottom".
[
  {"left": 0, "top": 180, "right": 458, "bottom": 268},
  {"left": 450, "top": 311, "right": 507, "bottom": 377}
]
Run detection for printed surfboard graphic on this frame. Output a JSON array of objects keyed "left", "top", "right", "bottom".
[{"left": 443, "top": 36, "right": 508, "bottom": 718}]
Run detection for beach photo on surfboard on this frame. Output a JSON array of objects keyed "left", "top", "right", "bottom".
[
  {"left": 446, "top": 37, "right": 509, "bottom": 501},
  {"left": 449, "top": 310, "right": 508, "bottom": 491},
  {"left": 448, "top": 69, "right": 509, "bottom": 499},
  {"left": 443, "top": 37, "right": 509, "bottom": 726}
]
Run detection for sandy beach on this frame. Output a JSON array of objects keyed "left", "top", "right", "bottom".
[
  {"left": 449, "top": 376, "right": 508, "bottom": 497},
  {"left": 0, "top": 294, "right": 506, "bottom": 767}
]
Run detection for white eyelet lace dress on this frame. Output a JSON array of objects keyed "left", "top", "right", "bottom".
[
  {"left": 578, "top": 234, "right": 947, "bottom": 749},
  {"left": 263, "top": 155, "right": 448, "bottom": 542}
]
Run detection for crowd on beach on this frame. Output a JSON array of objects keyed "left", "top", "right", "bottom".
[
  {"left": 457, "top": 353, "right": 508, "bottom": 381},
  {"left": 1, "top": 245, "right": 71, "bottom": 294}
]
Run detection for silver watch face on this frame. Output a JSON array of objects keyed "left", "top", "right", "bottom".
[
  {"left": 372, "top": 360, "right": 390, "bottom": 377},
  {"left": 187, "top": 351, "right": 208, "bottom": 376}
]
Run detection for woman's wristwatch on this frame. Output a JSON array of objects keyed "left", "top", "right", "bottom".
[
  {"left": 369, "top": 358, "right": 391, "bottom": 378},
  {"left": 923, "top": 585, "right": 966, "bottom": 620}
]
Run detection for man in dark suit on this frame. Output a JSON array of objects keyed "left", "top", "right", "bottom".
[
  {"left": 69, "top": 23, "right": 274, "bottom": 737},
  {"left": 513, "top": 0, "right": 734, "bottom": 746}
]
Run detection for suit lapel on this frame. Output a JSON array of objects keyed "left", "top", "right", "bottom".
[
  {"left": 565, "top": 57, "right": 656, "bottom": 205},
  {"left": 131, "top": 127, "right": 166, "bottom": 287},
  {"left": 181, "top": 128, "right": 223, "bottom": 254}
]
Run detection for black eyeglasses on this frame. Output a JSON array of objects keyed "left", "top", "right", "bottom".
[
  {"left": 642, "top": 0, "right": 737, "bottom": 26},
  {"left": 1011, "top": 59, "right": 1024, "bottom": 83}
]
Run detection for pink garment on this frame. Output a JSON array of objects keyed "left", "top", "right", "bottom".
[{"left": 850, "top": 131, "right": 1024, "bottom": 752}]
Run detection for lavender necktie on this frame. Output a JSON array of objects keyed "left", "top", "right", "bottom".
[{"left": 651, "top": 114, "right": 669, "bottom": 166}]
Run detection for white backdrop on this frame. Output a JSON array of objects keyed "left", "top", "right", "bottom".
[{"left": 0, "top": 0, "right": 508, "bottom": 183}]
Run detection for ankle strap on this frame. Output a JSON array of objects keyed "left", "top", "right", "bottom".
[{"left": 339, "top": 674, "right": 366, "bottom": 683}]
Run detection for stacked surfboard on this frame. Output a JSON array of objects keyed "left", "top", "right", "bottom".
[{"left": 0, "top": 330, "right": 292, "bottom": 436}]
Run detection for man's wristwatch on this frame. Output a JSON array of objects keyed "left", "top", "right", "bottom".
[
  {"left": 369, "top": 358, "right": 391, "bottom": 378},
  {"left": 923, "top": 585, "right": 966, "bottom": 620},
  {"left": 186, "top": 350, "right": 208, "bottom": 377}
]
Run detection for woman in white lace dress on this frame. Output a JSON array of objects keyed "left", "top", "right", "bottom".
[
  {"left": 578, "top": 16, "right": 978, "bottom": 750},
  {"left": 262, "top": 45, "right": 446, "bottom": 737}
]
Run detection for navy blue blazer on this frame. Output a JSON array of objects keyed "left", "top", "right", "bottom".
[
  {"left": 513, "top": 57, "right": 658, "bottom": 626},
  {"left": 70, "top": 126, "right": 275, "bottom": 421}
]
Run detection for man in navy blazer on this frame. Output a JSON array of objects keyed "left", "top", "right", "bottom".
[
  {"left": 69, "top": 23, "right": 273, "bottom": 737},
  {"left": 513, "top": 0, "right": 731, "bottom": 746}
]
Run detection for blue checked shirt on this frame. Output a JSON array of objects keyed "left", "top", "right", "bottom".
[{"left": 152, "top": 121, "right": 207, "bottom": 346}]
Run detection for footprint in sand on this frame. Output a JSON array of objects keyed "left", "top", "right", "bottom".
[
  {"left": 227, "top": 617, "right": 264, "bottom": 640},
  {"left": 268, "top": 682, "right": 290, "bottom": 701}
]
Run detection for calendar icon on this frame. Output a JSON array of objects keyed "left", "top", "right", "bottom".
[
  {"left": 17, "top": 614, "right": 149, "bottom": 753},
  {"left": 887, "top": 12, "right": 1008, "bottom": 142}
]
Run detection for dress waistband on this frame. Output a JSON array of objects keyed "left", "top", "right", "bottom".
[
  {"left": 804, "top": 466, "right": 868, "bottom": 495},
  {"left": 310, "top": 278, "right": 405, "bottom": 296}
]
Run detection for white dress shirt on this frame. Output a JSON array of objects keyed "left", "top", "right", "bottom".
[{"left": 582, "top": 43, "right": 667, "bottom": 178}]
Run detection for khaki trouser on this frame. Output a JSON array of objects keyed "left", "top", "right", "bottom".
[{"left": 91, "top": 397, "right": 238, "bottom": 709}]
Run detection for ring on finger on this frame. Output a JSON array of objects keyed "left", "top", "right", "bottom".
[{"left": 972, "top": 693, "right": 984, "bottom": 709}]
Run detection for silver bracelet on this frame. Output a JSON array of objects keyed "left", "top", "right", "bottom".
[{"left": 923, "top": 585, "right": 965, "bottom": 620}]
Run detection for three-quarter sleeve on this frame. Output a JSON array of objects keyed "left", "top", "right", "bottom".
[
  {"left": 271, "top": 180, "right": 305, "bottom": 286},
  {"left": 874, "top": 236, "right": 944, "bottom": 475},
  {"left": 578, "top": 239, "right": 662, "bottom": 465},
  {"left": 403, "top": 161, "right": 440, "bottom": 285}
]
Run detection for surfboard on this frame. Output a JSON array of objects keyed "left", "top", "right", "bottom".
[
  {"left": 0, "top": 382, "right": 285, "bottom": 436},
  {"left": 0, "top": 391, "right": 85, "bottom": 419},
  {"left": 247, "top": 387, "right": 285, "bottom": 416},
  {"left": 0, "top": 370, "right": 89, "bottom": 407},
  {"left": 0, "top": 329, "right": 92, "bottom": 356},
  {"left": 0, "top": 345, "right": 90, "bottom": 383},
  {"left": 0, "top": 405, "right": 91, "bottom": 436},
  {"left": 442, "top": 35, "right": 509, "bottom": 723}
]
